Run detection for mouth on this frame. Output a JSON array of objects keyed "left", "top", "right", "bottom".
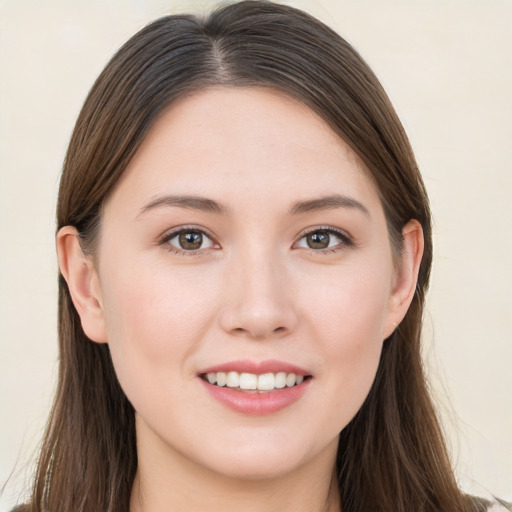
[
  {"left": 197, "top": 360, "right": 312, "bottom": 415},
  {"left": 199, "top": 371, "right": 311, "bottom": 393}
]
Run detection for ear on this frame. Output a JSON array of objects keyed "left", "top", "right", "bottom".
[
  {"left": 383, "top": 219, "right": 424, "bottom": 338},
  {"left": 56, "top": 226, "right": 108, "bottom": 343}
]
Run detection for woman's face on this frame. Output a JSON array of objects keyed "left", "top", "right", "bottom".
[{"left": 80, "top": 87, "right": 415, "bottom": 480}]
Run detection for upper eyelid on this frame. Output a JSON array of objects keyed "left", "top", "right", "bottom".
[
  {"left": 158, "top": 224, "right": 353, "bottom": 250},
  {"left": 159, "top": 226, "right": 218, "bottom": 256},
  {"left": 159, "top": 225, "right": 217, "bottom": 243},
  {"left": 296, "top": 225, "right": 352, "bottom": 240},
  {"left": 293, "top": 226, "right": 355, "bottom": 253}
]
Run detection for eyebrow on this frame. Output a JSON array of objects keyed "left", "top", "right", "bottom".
[
  {"left": 289, "top": 194, "right": 370, "bottom": 217},
  {"left": 139, "top": 194, "right": 229, "bottom": 217},
  {"left": 138, "top": 193, "right": 369, "bottom": 218}
]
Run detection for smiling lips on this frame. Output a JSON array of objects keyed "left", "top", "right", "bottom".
[
  {"left": 203, "top": 371, "right": 305, "bottom": 392},
  {"left": 199, "top": 360, "right": 311, "bottom": 415}
]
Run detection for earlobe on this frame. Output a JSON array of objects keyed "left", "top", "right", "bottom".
[
  {"left": 56, "top": 226, "right": 108, "bottom": 343},
  {"left": 384, "top": 220, "right": 424, "bottom": 338}
]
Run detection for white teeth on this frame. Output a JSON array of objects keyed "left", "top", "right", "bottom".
[
  {"left": 275, "top": 372, "right": 287, "bottom": 389},
  {"left": 286, "top": 373, "right": 297, "bottom": 387},
  {"left": 257, "top": 373, "right": 275, "bottom": 391},
  {"left": 216, "top": 372, "right": 227, "bottom": 387},
  {"left": 205, "top": 371, "right": 306, "bottom": 391},
  {"left": 239, "top": 372, "right": 257, "bottom": 390},
  {"left": 226, "top": 371, "right": 239, "bottom": 388}
]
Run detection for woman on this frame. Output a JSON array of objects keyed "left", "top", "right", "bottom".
[{"left": 11, "top": 1, "right": 510, "bottom": 511}]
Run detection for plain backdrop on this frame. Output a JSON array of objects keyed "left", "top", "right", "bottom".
[{"left": 1, "top": 0, "right": 511, "bottom": 510}]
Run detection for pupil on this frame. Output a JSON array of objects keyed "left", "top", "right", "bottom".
[
  {"left": 307, "top": 231, "right": 329, "bottom": 249},
  {"left": 179, "top": 231, "right": 202, "bottom": 250}
]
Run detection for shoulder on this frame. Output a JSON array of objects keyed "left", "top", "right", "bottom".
[
  {"left": 478, "top": 497, "right": 512, "bottom": 512},
  {"left": 486, "top": 503, "right": 512, "bottom": 512},
  {"left": 9, "top": 505, "right": 31, "bottom": 512},
  {"left": 465, "top": 495, "right": 511, "bottom": 512}
]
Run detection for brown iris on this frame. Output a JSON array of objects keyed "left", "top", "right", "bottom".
[
  {"left": 306, "top": 231, "right": 331, "bottom": 249},
  {"left": 178, "top": 231, "right": 203, "bottom": 250}
]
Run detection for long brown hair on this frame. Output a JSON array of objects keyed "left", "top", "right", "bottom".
[{"left": 21, "top": 2, "right": 479, "bottom": 511}]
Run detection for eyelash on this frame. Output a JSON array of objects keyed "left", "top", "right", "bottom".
[
  {"left": 158, "top": 225, "right": 354, "bottom": 256},
  {"left": 159, "top": 225, "right": 218, "bottom": 256},
  {"left": 296, "top": 226, "right": 354, "bottom": 254}
]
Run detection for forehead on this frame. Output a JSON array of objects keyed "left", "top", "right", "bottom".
[{"left": 106, "top": 87, "right": 383, "bottom": 218}]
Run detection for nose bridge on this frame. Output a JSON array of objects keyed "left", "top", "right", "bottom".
[{"left": 220, "top": 242, "right": 297, "bottom": 339}]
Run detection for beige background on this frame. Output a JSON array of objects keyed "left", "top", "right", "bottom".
[{"left": 0, "top": 0, "right": 511, "bottom": 509}]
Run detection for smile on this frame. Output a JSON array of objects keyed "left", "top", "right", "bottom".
[
  {"left": 198, "top": 360, "right": 312, "bottom": 415},
  {"left": 201, "top": 371, "right": 306, "bottom": 392}
]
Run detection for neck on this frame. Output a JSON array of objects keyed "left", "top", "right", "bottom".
[{"left": 130, "top": 421, "right": 341, "bottom": 512}]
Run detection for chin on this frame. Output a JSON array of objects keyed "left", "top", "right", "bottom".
[
  {"left": 205, "top": 452, "right": 307, "bottom": 481},
  {"left": 193, "top": 431, "right": 339, "bottom": 482}
]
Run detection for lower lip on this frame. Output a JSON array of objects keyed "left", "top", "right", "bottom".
[{"left": 199, "top": 378, "right": 310, "bottom": 415}]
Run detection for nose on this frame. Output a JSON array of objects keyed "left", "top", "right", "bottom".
[{"left": 218, "top": 250, "right": 298, "bottom": 340}]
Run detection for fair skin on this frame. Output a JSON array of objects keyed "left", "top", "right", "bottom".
[{"left": 57, "top": 87, "right": 423, "bottom": 512}]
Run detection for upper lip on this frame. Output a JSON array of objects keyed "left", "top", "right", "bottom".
[{"left": 198, "top": 359, "right": 311, "bottom": 376}]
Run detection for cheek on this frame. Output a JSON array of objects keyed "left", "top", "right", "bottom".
[
  {"left": 302, "top": 258, "right": 391, "bottom": 344},
  {"left": 98, "top": 257, "right": 221, "bottom": 390},
  {"left": 298, "top": 262, "right": 391, "bottom": 424}
]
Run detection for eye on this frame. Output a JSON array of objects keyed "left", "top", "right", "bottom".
[
  {"left": 163, "top": 228, "right": 216, "bottom": 253},
  {"left": 295, "top": 228, "right": 352, "bottom": 251}
]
